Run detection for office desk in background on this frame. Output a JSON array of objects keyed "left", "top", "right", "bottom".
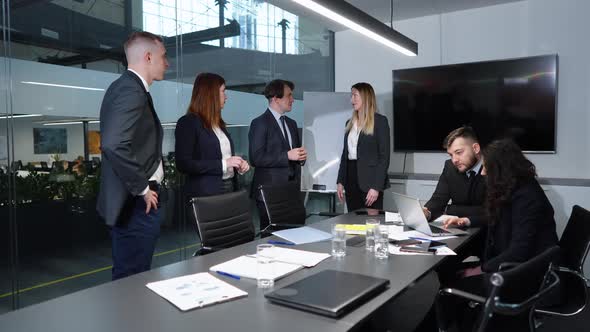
[{"left": 0, "top": 212, "right": 479, "bottom": 332}]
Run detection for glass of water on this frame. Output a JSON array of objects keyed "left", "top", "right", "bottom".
[
  {"left": 257, "top": 243, "right": 275, "bottom": 288},
  {"left": 331, "top": 224, "right": 346, "bottom": 257},
  {"left": 365, "top": 219, "right": 380, "bottom": 252},
  {"left": 374, "top": 225, "right": 390, "bottom": 259}
]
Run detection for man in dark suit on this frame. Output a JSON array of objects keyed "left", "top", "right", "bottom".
[
  {"left": 249, "top": 80, "right": 307, "bottom": 231},
  {"left": 97, "top": 31, "right": 168, "bottom": 280},
  {"left": 423, "top": 126, "right": 487, "bottom": 228}
]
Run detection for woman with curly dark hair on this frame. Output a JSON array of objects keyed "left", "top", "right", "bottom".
[
  {"left": 475, "top": 138, "right": 558, "bottom": 274},
  {"left": 429, "top": 139, "right": 558, "bottom": 331}
]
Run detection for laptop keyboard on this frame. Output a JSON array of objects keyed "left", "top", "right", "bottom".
[{"left": 429, "top": 226, "right": 450, "bottom": 234}]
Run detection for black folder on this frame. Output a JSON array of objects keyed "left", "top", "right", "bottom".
[{"left": 265, "top": 269, "right": 389, "bottom": 318}]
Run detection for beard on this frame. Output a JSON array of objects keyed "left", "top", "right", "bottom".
[{"left": 460, "top": 154, "right": 479, "bottom": 173}]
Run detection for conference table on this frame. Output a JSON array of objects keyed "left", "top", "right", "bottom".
[{"left": 0, "top": 211, "right": 479, "bottom": 332}]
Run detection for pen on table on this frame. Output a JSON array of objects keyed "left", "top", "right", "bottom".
[
  {"left": 267, "top": 240, "right": 294, "bottom": 246},
  {"left": 409, "top": 236, "right": 431, "bottom": 242},
  {"left": 215, "top": 271, "right": 240, "bottom": 280}
]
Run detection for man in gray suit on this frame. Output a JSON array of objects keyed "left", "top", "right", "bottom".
[{"left": 97, "top": 31, "right": 168, "bottom": 280}]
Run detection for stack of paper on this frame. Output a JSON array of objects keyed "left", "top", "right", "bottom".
[
  {"left": 272, "top": 226, "right": 332, "bottom": 245},
  {"left": 146, "top": 272, "right": 247, "bottom": 311},
  {"left": 209, "top": 255, "right": 303, "bottom": 281},
  {"left": 266, "top": 247, "right": 331, "bottom": 267},
  {"left": 336, "top": 224, "right": 404, "bottom": 236},
  {"left": 385, "top": 211, "right": 403, "bottom": 224}
]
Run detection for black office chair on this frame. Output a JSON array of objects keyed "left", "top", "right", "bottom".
[
  {"left": 436, "top": 246, "right": 561, "bottom": 332},
  {"left": 536, "top": 205, "right": 590, "bottom": 317},
  {"left": 258, "top": 182, "right": 307, "bottom": 236},
  {"left": 190, "top": 190, "right": 254, "bottom": 256}
]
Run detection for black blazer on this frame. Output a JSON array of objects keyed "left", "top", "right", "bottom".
[
  {"left": 97, "top": 70, "right": 163, "bottom": 226},
  {"left": 482, "top": 179, "right": 558, "bottom": 272},
  {"left": 248, "top": 109, "right": 301, "bottom": 198},
  {"left": 336, "top": 113, "right": 391, "bottom": 192},
  {"left": 425, "top": 159, "right": 487, "bottom": 226},
  {"left": 175, "top": 113, "right": 238, "bottom": 198}
]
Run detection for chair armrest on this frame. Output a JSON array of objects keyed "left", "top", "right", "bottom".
[
  {"left": 498, "top": 262, "right": 519, "bottom": 271},
  {"left": 439, "top": 288, "right": 487, "bottom": 304}
]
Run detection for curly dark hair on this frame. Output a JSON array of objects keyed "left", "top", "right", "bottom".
[{"left": 484, "top": 139, "right": 536, "bottom": 224}]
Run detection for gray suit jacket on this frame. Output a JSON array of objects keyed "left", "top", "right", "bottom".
[{"left": 97, "top": 70, "right": 163, "bottom": 226}]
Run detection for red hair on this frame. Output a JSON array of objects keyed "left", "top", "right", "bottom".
[{"left": 187, "top": 73, "right": 226, "bottom": 129}]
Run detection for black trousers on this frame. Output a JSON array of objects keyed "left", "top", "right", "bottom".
[{"left": 344, "top": 160, "right": 383, "bottom": 211}]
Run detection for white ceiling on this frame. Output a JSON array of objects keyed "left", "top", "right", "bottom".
[
  {"left": 345, "top": 0, "right": 525, "bottom": 22},
  {"left": 274, "top": 0, "right": 524, "bottom": 32}
]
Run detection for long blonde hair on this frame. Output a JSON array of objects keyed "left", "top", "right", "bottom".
[{"left": 346, "top": 82, "right": 376, "bottom": 135}]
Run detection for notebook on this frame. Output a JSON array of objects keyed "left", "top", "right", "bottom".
[
  {"left": 265, "top": 270, "right": 389, "bottom": 318},
  {"left": 146, "top": 272, "right": 247, "bottom": 311},
  {"left": 271, "top": 226, "right": 333, "bottom": 245},
  {"left": 209, "top": 255, "right": 303, "bottom": 281}
]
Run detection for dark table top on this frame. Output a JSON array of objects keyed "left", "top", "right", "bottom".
[{"left": 0, "top": 212, "right": 479, "bottom": 332}]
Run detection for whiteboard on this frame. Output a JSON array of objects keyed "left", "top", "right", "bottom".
[{"left": 301, "top": 92, "right": 352, "bottom": 192}]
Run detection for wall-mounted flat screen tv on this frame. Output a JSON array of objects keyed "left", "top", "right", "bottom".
[{"left": 393, "top": 54, "right": 557, "bottom": 152}]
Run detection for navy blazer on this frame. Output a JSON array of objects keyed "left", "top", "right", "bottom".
[
  {"left": 97, "top": 70, "right": 163, "bottom": 226},
  {"left": 175, "top": 113, "right": 238, "bottom": 198},
  {"left": 336, "top": 113, "right": 391, "bottom": 192},
  {"left": 482, "top": 179, "right": 558, "bottom": 272},
  {"left": 425, "top": 159, "right": 487, "bottom": 226},
  {"left": 248, "top": 109, "right": 301, "bottom": 198}
]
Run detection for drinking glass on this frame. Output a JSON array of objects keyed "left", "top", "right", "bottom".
[{"left": 365, "top": 219, "right": 380, "bottom": 252}]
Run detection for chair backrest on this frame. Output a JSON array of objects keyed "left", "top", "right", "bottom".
[
  {"left": 477, "top": 246, "right": 561, "bottom": 332},
  {"left": 190, "top": 190, "right": 254, "bottom": 250},
  {"left": 259, "top": 182, "right": 306, "bottom": 227},
  {"left": 558, "top": 205, "right": 590, "bottom": 272}
]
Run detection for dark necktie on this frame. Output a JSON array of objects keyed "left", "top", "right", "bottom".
[
  {"left": 280, "top": 115, "right": 292, "bottom": 149},
  {"left": 467, "top": 170, "right": 476, "bottom": 203}
]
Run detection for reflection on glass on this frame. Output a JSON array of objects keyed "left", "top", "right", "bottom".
[{"left": 3, "top": 0, "right": 334, "bottom": 313}]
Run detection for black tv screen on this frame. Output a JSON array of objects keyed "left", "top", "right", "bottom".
[{"left": 393, "top": 55, "right": 557, "bottom": 152}]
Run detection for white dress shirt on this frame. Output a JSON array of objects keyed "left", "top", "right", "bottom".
[
  {"left": 212, "top": 126, "right": 234, "bottom": 180},
  {"left": 268, "top": 107, "right": 293, "bottom": 148},
  {"left": 127, "top": 69, "right": 164, "bottom": 195},
  {"left": 347, "top": 121, "right": 361, "bottom": 160}
]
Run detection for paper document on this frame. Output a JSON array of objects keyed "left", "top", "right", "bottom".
[
  {"left": 337, "top": 224, "right": 368, "bottom": 235},
  {"left": 336, "top": 224, "right": 404, "bottom": 236},
  {"left": 385, "top": 211, "right": 403, "bottom": 224},
  {"left": 389, "top": 230, "right": 458, "bottom": 241},
  {"left": 266, "top": 246, "right": 331, "bottom": 267},
  {"left": 210, "top": 255, "right": 303, "bottom": 281},
  {"left": 389, "top": 245, "right": 457, "bottom": 256},
  {"left": 146, "top": 272, "right": 247, "bottom": 311},
  {"left": 272, "top": 226, "right": 332, "bottom": 245}
]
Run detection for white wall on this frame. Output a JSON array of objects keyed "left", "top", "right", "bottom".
[
  {"left": 336, "top": 0, "right": 590, "bottom": 273},
  {"left": 335, "top": 0, "right": 590, "bottom": 179}
]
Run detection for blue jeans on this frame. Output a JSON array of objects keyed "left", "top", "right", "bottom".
[{"left": 111, "top": 196, "right": 161, "bottom": 280}]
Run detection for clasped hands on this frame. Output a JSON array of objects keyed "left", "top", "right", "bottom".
[{"left": 226, "top": 156, "right": 250, "bottom": 174}]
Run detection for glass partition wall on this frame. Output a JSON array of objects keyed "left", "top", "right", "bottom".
[{"left": 0, "top": 0, "right": 334, "bottom": 313}]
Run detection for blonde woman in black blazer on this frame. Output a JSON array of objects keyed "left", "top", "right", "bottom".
[{"left": 337, "top": 82, "right": 390, "bottom": 211}]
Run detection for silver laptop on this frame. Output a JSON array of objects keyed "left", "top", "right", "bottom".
[{"left": 392, "top": 192, "right": 468, "bottom": 237}]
